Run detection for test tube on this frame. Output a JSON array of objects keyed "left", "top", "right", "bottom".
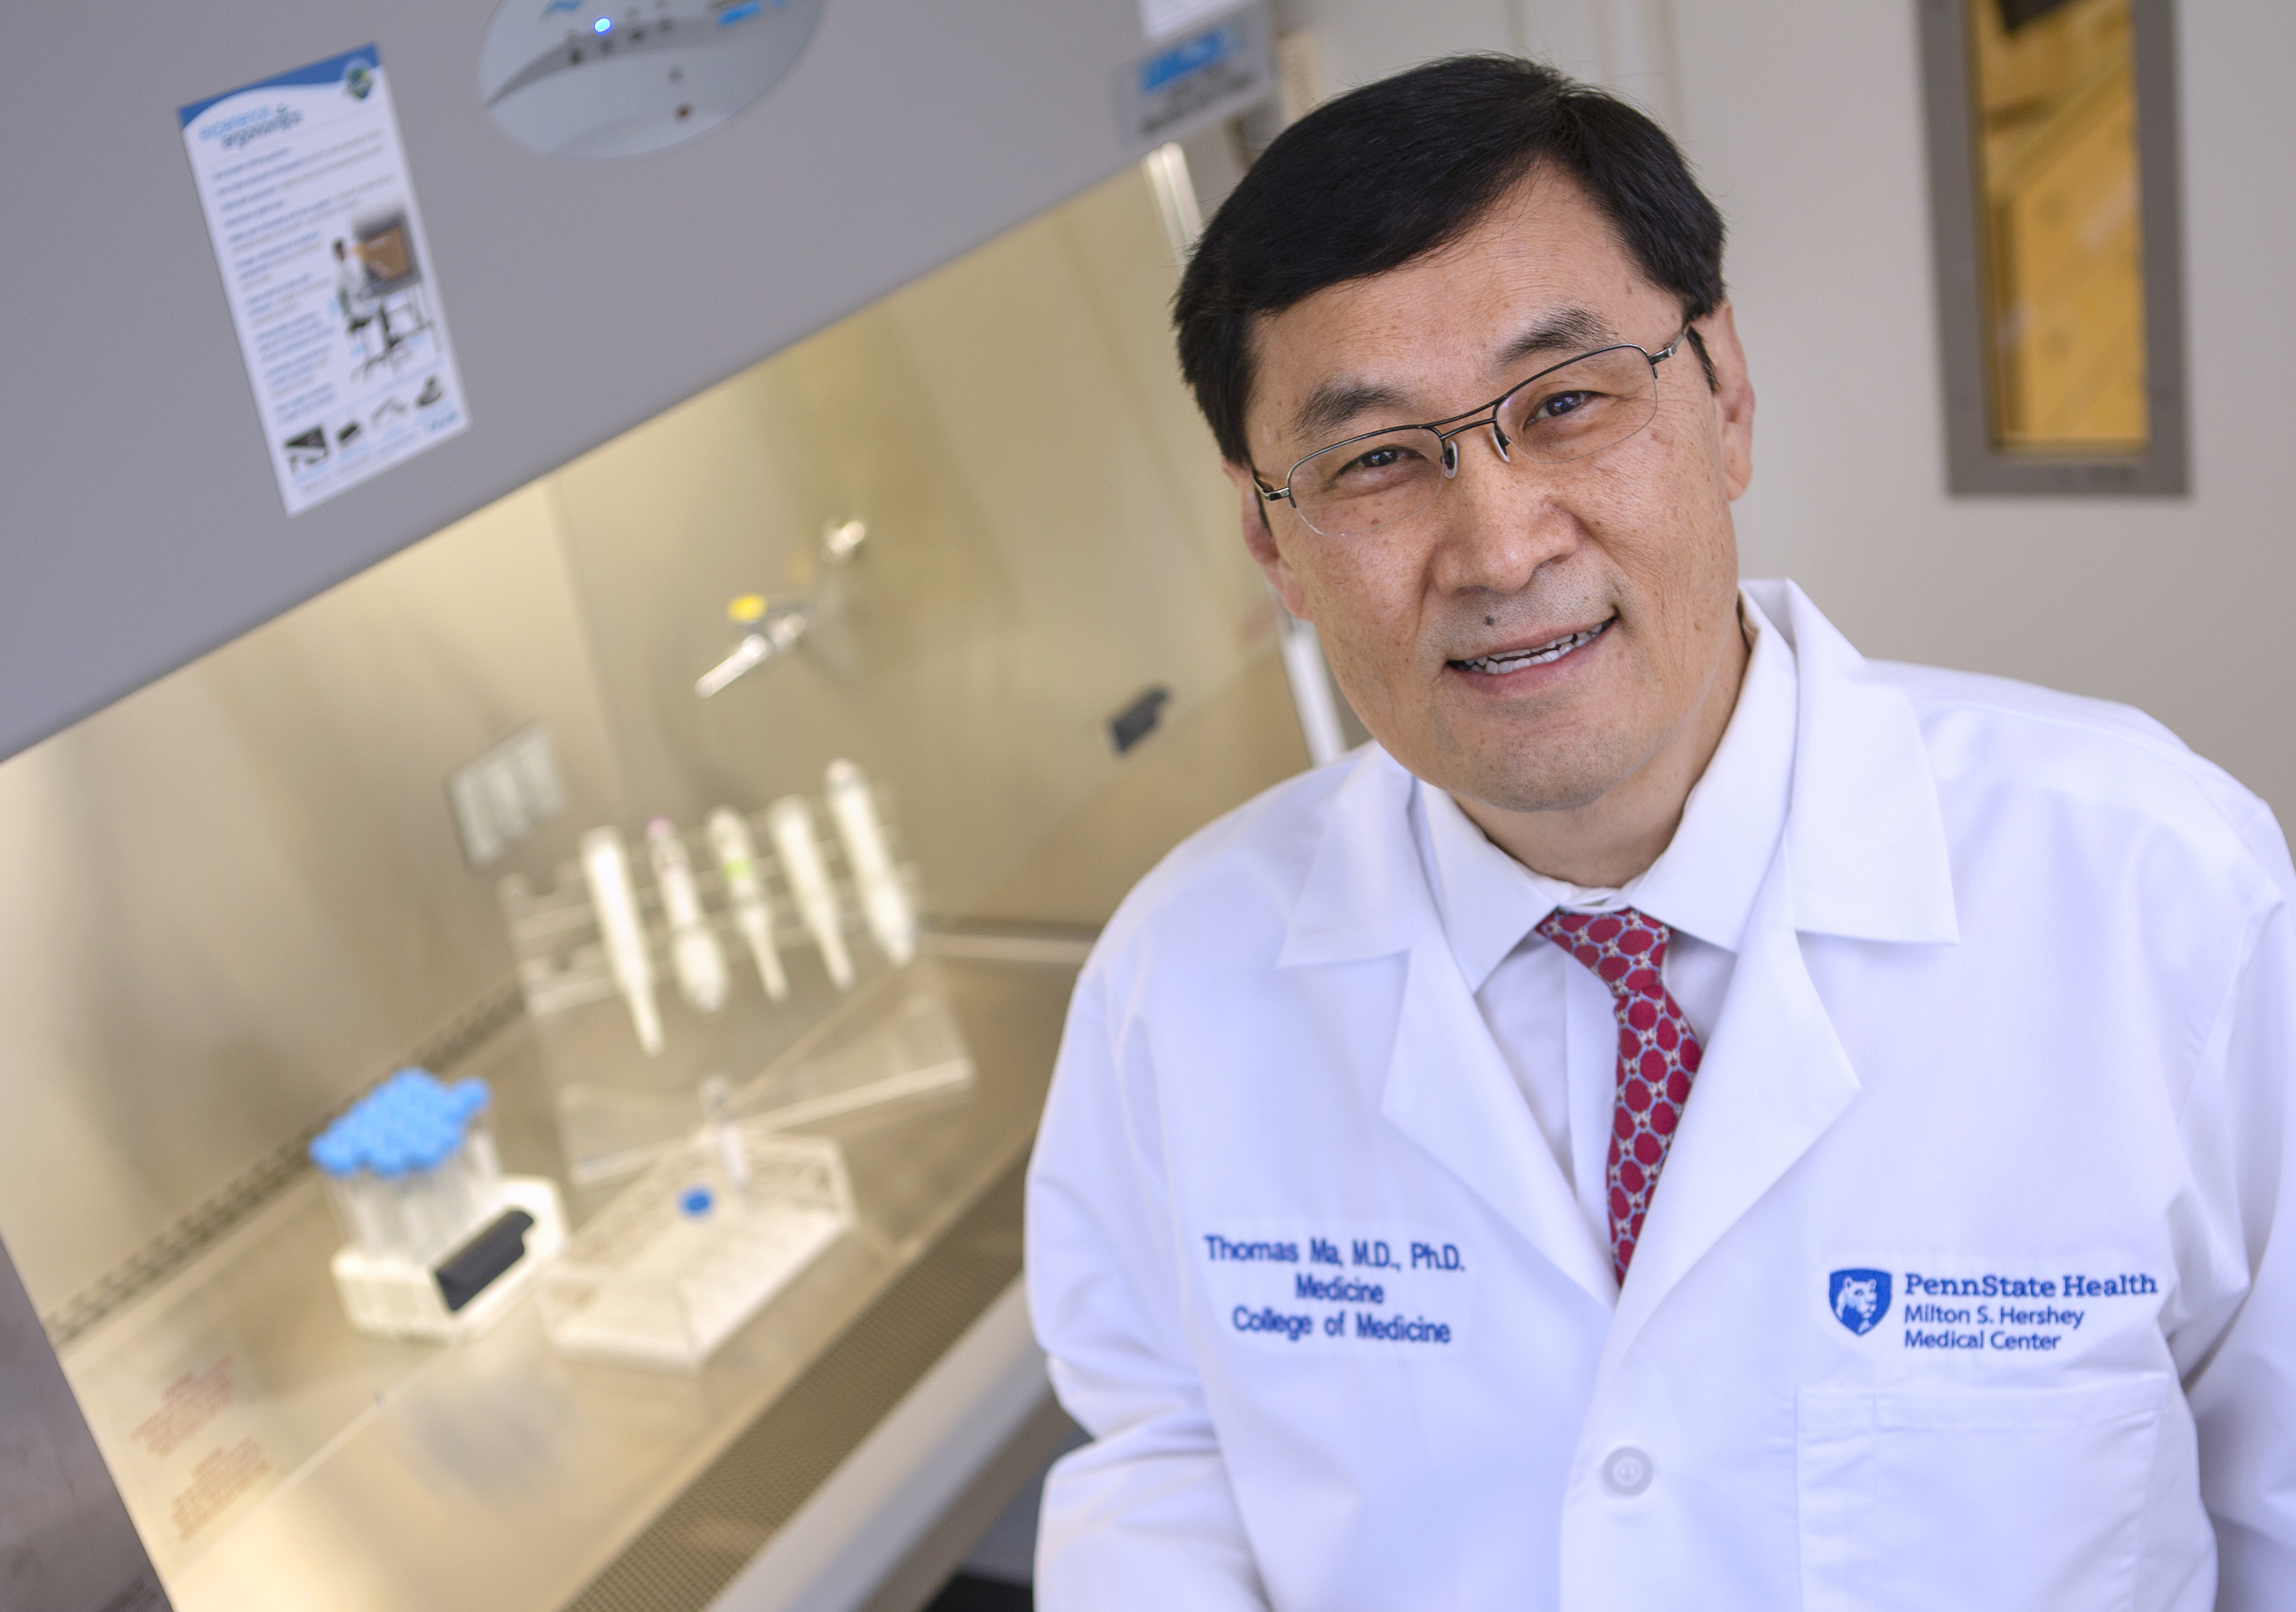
[
  {"left": 700, "top": 1073, "right": 751, "bottom": 1194},
  {"left": 315, "top": 1070, "right": 501, "bottom": 1267},
  {"left": 767, "top": 796, "right": 854, "bottom": 989},
  {"left": 707, "top": 807, "right": 789, "bottom": 1000},
  {"left": 824, "top": 760, "right": 915, "bottom": 965},
  {"left": 426, "top": 1124, "right": 479, "bottom": 1251},
  {"left": 368, "top": 1133, "right": 424, "bottom": 1261},
  {"left": 453, "top": 1079, "right": 502, "bottom": 1204},
  {"left": 314, "top": 1134, "right": 390, "bottom": 1257},
  {"left": 419, "top": 1076, "right": 493, "bottom": 1253}
]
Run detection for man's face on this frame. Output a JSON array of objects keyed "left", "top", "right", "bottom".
[{"left": 1228, "top": 168, "right": 1755, "bottom": 819}]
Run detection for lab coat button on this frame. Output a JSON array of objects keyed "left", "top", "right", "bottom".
[{"left": 1601, "top": 1446, "right": 1654, "bottom": 1497}]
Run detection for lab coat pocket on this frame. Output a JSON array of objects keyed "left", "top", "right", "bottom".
[{"left": 1797, "top": 1375, "right": 2167, "bottom": 1612}]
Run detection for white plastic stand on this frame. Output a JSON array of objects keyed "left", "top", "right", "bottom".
[{"left": 330, "top": 1176, "right": 566, "bottom": 1345}]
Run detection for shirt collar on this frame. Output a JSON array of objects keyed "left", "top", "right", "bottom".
[{"left": 1415, "top": 588, "right": 1798, "bottom": 992}]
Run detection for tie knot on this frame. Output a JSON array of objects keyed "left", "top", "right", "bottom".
[{"left": 1534, "top": 906, "right": 1671, "bottom": 996}]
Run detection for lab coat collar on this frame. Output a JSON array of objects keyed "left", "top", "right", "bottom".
[
  {"left": 1282, "top": 750, "right": 1617, "bottom": 1296},
  {"left": 1624, "top": 589, "right": 1796, "bottom": 953},
  {"left": 1381, "top": 932, "right": 1619, "bottom": 1305},
  {"left": 1601, "top": 843, "right": 1863, "bottom": 1354},
  {"left": 1278, "top": 747, "right": 1434, "bottom": 968},
  {"left": 1747, "top": 578, "right": 1960, "bottom": 945}
]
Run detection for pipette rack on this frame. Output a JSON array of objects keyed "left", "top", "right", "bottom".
[{"left": 497, "top": 783, "right": 918, "bottom": 1026}]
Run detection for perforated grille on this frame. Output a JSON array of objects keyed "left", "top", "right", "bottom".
[{"left": 561, "top": 1161, "right": 1028, "bottom": 1612}]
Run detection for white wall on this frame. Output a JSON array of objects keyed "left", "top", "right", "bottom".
[
  {"left": 1262, "top": 1, "right": 2296, "bottom": 825},
  {"left": 1271, "top": 0, "right": 1681, "bottom": 123}
]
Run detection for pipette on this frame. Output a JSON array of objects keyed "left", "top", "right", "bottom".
[
  {"left": 707, "top": 807, "right": 788, "bottom": 1000},
  {"left": 767, "top": 795, "right": 854, "bottom": 989},
  {"left": 824, "top": 760, "right": 915, "bottom": 965}
]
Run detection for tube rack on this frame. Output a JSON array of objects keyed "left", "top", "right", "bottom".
[
  {"left": 537, "top": 1129, "right": 853, "bottom": 1372},
  {"left": 311, "top": 1070, "right": 566, "bottom": 1343}
]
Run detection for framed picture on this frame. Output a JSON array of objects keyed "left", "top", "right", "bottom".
[{"left": 1918, "top": 0, "right": 2189, "bottom": 494}]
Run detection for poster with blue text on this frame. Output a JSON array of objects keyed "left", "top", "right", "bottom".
[{"left": 180, "top": 46, "right": 468, "bottom": 515}]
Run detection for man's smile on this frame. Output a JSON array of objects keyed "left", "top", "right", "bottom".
[{"left": 1448, "top": 615, "right": 1615, "bottom": 676}]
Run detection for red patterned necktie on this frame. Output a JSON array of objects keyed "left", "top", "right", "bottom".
[{"left": 1533, "top": 907, "right": 1704, "bottom": 1282}]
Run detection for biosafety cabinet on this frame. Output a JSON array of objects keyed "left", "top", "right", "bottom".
[{"left": 0, "top": 4, "right": 1328, "bottom": 1608}]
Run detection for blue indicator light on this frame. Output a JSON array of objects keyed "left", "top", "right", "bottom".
[
  {"left": 718, "top": 2, "right": 762, "bottom": 23},
  {"left": 1140, "top": 25, "right": 1234, "bottom": 93},
  {"left": 593, "top": 16, "right": 612, "bottom": 32}
]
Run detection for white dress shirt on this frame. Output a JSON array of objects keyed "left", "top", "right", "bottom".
[{"left": 1410, "top": 590, "right": 1797, "bottom": 1245}]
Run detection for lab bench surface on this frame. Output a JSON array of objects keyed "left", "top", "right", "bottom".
[{"left": 56, "top": 950, "right": 1078, "bottom": 1612}]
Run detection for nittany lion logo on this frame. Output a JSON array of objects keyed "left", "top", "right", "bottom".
[{"left": 1829, "top": 1268, "right": 1892, "bottom": 1336}]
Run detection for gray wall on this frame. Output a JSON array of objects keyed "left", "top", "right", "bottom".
[{"left": 0, "top": 0, "right": 1234, "bottom": 765}]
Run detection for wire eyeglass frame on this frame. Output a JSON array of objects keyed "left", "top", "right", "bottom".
[{"left": 1253, "top": 326, "right": 1691, "bottom": 539}]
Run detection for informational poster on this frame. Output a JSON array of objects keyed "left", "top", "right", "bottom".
[{"left": 179, "top": 45, "right": 467, "bottom": 515}]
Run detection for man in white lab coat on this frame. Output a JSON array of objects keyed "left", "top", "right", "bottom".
[{"left": 1025, "top": 55, "right": 2296, "bottom": 1611}]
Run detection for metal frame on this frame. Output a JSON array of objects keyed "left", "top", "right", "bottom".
[{"left": 1917, "top": 0, "right": 2190, "bottom": 496}]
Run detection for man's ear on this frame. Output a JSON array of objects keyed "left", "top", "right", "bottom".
[
  {"left": 1222, "top": 460, "right": 1311, "bottom": 620},
  {"left": 1697, "top": 301, "right": 1756, "bottom": 500}
]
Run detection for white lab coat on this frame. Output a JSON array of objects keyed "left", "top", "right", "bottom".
[{"left": 1026, "top": 580, "right": 2296, "bottom": 1611}]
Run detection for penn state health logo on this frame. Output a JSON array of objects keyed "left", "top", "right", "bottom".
[{"left": 1829, "top": 1268, "right": 1892, "bottom": 1336}]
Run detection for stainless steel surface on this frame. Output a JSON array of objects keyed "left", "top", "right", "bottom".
[
  {"left": 699, "top": 1280, "right": 1070, "bottom": 1612},
  {"left": 848, "top": 1389, "right": 1077, "bottom": 1612},
  {"left": 588, "top": 1202, "right": 1044, "bottom": 1612},
  {"left": 539, "top": 165, "right": 1276, "bottom": 920},
  {"left": 0, "top": 486, "right": 639, "bottom": 1316},
  {"left": 920, "top": 928, "right": 1097, "bottom": 969},
  {"left": 55, "top": 957, "right": 1069, "bottom": 1612}
]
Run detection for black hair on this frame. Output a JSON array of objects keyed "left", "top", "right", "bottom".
[{"left": 1174, "top": 55, "right": 1727, "bottom": 469}]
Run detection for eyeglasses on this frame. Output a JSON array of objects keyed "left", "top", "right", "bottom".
[{"left": 1254, "top": 328, "right": 1688, "bottom": 540}]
